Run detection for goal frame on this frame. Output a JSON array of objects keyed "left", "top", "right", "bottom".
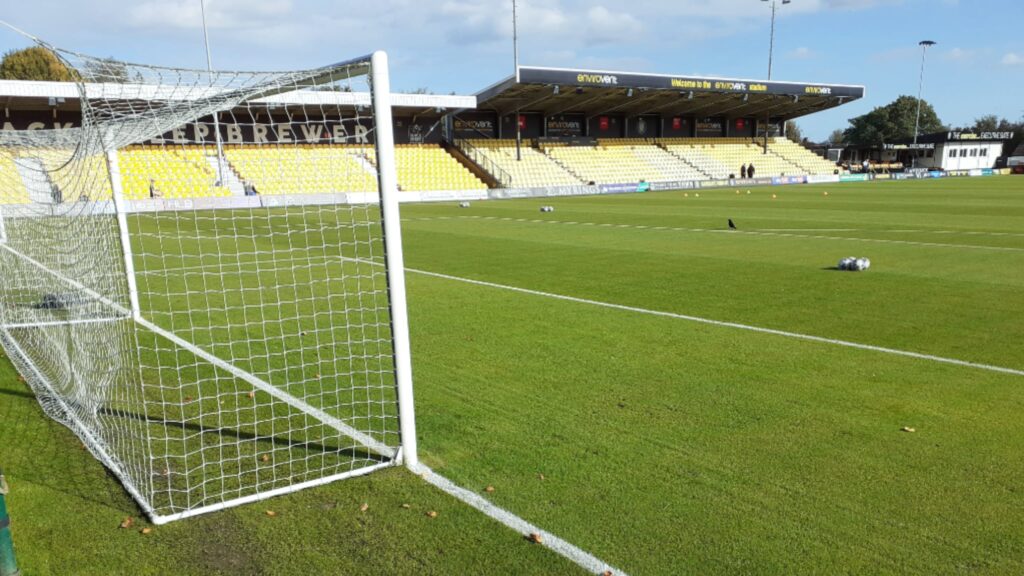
[{"left": 0, "top": 50, "right": 419, "bottom": 525}]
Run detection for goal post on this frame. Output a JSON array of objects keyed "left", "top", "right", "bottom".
[
  {"left": 370, "top": 51, "right": 419, "bottom": 470},
  {"left": 0, "top": 34, "right": 418, "bottom": 523}
]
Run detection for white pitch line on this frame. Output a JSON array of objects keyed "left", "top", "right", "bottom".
[
  {"left": 418, "top": 465, "right": 628, "bottom": 576},
  {"left": 409, "top": 216, "right": 1024, "bottom": 253},
  {"left": 408, "top": 267, "right": 1024, "bottom": 379},
  {"left": 759, "top": 228, "right": 862, "bottom": 232}
]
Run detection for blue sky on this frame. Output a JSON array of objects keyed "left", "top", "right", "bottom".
[{"left": 2, "top": 0, "right": 1022, "bottom": 140}]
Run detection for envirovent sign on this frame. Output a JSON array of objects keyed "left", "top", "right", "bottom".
[{"left": 517, "top": 67, "right": 864, "bottom": 98}]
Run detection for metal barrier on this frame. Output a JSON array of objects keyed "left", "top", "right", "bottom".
[{"left": 453, "top": 138, "right": 513, "bottom": 188}]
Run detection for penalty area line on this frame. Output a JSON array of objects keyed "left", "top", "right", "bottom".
[
  {"left": 417, "top": 465, "right": 628, "bottom": 576},
  {"left": 408, "top": 267, "right": 1024, "bottom": 379}
]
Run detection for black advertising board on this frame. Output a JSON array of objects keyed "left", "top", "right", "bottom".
[
  {"left": 516, "top": 67, "right": 865, "bottom": 99},
  {"left": 453, "top": 111, "right": 498, "bottom": 138},
  {"left": 545, "top": 114, "right": 585, "bottom": 137}
]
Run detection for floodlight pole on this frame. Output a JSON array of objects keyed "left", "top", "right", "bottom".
[
  {"left": 200, "top": 0, "right": 226, "bottom": 183},
  {"left": 513, "top": 0, "right": 522, "bottom": 161},
  {"left": 762, "top": 0, "right": 790, "bottom": 152},
  {"left": 912, "top": 40, "right": 936, "bottom": 167}
]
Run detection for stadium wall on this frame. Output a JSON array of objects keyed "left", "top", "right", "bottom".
[
  {"left": 0, "top": 112, "right": 444, "bottom": 145},
  {"left": 1, "top": 169, "right": 1009, "bottom": 218}
]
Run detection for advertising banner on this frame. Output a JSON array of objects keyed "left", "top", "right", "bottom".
[
  {"left": 627, "top": 116, "right": 660, "bottom": 139},
  {"left": 588, "top": 115, "right": 623, "bottom": 137},
  {"left": 515, "top": 67, "right": 866, "bottom": 99},
  {"left": 873, "top": 173, "right": 892, "bottom": 180},
  {"left": 696, "top": 118, "right": 724, "bottom": 138},
  {"left": 731, "top": 118, "right": 755, "bottom": 137},
  {"left": 806, "top": 174, "right": 841, "bottom": 184},
  {"left": 599, "top": 183, "right": 647, "bottom": 194},
  {"left": 663, "top": 116, "right": 691, "bottom": 138},
  {"left": 700, "top": 180, "right": 731, "bottom": 188},
  {"left": 649, "top": 180, "right": 698, "bottom": 191},
  {"left": 489, "top": 185, "right": 602, "bottom": 199},
  {"left": 503, "top": 113, "right": 542, "bottom": 138},
  {"left": 546, "top": 114, "right": 585, "bottom": 137},
  {"left": 839, "top": 174, "right": 870, "bottom": 183},
  {"left": 453, "top": 112, "right": 498, "bottom": 139},
  {"left": 771, "top": 176, "right": 807, "bottom": 186}
]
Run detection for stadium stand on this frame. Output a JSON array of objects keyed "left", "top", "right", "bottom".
[
  {"left": 463, "top": 140, "right": 583, "bottom": 187},
  {"left": 5, "top": 138, "right": 841, "bottom": 205},
  {"left": 0, "top": 150, "right": 30, "bottom": 204},
  {"left": 766, "top": 138, "right": 841, "bottom": 175},
  {"left": 36, "top": 151, "right": 113, "bottom": 201},
  {"left": 545, "top": 140, "right": 706, "bottom": 184},
  {"left": 374, "top": 145, "right": 487, "bottom": 191},
  {"left": 225, "top": 145, "right": 377, "bottom": 195},
  {"left": 119, "top": 147, "right": 230, "bottom": 199},
  {"left": 661, "top": 138, "right": 796, "bottom": 180},
  {"left": 455, "top": 137, "right": 840, "bottom": 187}
]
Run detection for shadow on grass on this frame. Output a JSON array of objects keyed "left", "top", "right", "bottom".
[
  {"left": 0, "top": 377, "right": 140, "bottom": 515},
  {"left": 1, "top": 378, "right": 388, "bottom": 520},
  {"left": 98, "top": 406, "right": 389, "bottom": 464}
]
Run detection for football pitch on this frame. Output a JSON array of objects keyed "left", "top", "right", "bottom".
[{"left": 3, "top": 176, "right": 1024, "bottom": 574}]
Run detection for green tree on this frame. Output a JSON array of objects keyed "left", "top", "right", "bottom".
[
  {"left": 842, "top": 95, "right": 944, "bottom": 146},
  {"left": 828, "top": 129, "right": 845, "bottom": 146},
  {"left": 973, "top": 115, "right": 999, "bottom": 132},
  {"left": 0, "top": 46, "right": 75, "bottom": 81},
  {"left": 784, "top": 120, "right": 803, "bottom": 143},
  {"left": 82, "top": 57, "right": 129, "bottom": 82}
]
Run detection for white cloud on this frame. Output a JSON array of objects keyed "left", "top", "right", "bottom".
[
  {"left": 1002, "top": 52, "right": 1023, "bottom": 66},
  {"left": 943, "top": 47, "right": 974, "bottom": 62},
  {"left": 128, "top": 0, "right": 293, "bottom": 30},
  {"left": 585, "top": 6, "right": 643, "bottom": 45},
  {"left": 789, "top": 47, "right": 817, "bottom": 60}
]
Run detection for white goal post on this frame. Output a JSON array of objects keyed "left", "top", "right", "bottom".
[{"left": 0, "top": 32, "right": 418, "bottom": 524}]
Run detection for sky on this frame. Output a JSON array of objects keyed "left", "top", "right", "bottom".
[{"left": 1, "top": 0, "right": 1022, "bottom": 140}]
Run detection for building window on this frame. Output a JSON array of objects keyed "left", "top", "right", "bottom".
[
  {"left": 981, "top": 148, "right": 988, "bottom": 157},
  {"left": 970, "top": 148, "right": 978, "bottom": 157},
  {"left": 961, "top": 149, "right": 968, "bottom": 158},
  {"left": 949, "top": 148, "right": 956, "bottom": 158}
]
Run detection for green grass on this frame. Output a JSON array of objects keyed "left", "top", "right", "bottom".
[{"left": 3, "top": 176, "right": 1024, "bottom": 574}]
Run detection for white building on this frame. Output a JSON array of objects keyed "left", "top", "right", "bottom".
[{"left": 880, "top": 131, "right": 1014, "bottom": 171}]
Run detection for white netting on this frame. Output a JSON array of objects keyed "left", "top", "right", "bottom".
[{"left": 0, "top": 36, "right": 406, "bottom": 521}]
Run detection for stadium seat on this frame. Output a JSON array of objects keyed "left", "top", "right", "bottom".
[
  {"left": 373, "top": 145, "right": 487, "bottom": 191},
  {"left": 22, "top": 150, "right": 114, "bottom": 202},
  {"left": 546, "top": 141, "right": 706, "bottom": 184},
  {"left": 461, "top": 140, "right": 583, "bottom": 188},
  {"left": 0, "top": 150, "right": 31, "bottom": 205},
  {"left": 119, "top": 147, "right": 230, "bottom": 200},
  {"left": 225, "top": 145, "right": 377, "bottom": 195},
  {"left": 765, "top": 138, "right": 842, "bottom": 175}
]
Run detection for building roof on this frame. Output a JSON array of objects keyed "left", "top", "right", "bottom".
[
  {"left": 474, "top": 66, "right": 865, "bottom": 120},
  {"left": 0, "top": 79, "right": 476, "bottom": 112}
]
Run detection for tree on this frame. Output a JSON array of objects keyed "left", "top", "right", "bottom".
[
  {"left": 0, "top": 46, "right": 75, "bottom": 81},
  {"left": 842, "top": 95, "right": 944, "bottom": 146},
  {"left": 82, "top": 57, "right": 130, "bottom": 83},
  {"left": 828, "top": 129, "right": 845, "bottom": 146},
  {"left": 784, "top": 121, "right": 802, "bottom": 143},
  {"left": 973, "top": 115, "right": 999, "bottom": 132}
]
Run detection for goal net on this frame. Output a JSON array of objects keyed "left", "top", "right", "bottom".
[{"left": 0, "top": 36, "right": 417, "bottom": 524}]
